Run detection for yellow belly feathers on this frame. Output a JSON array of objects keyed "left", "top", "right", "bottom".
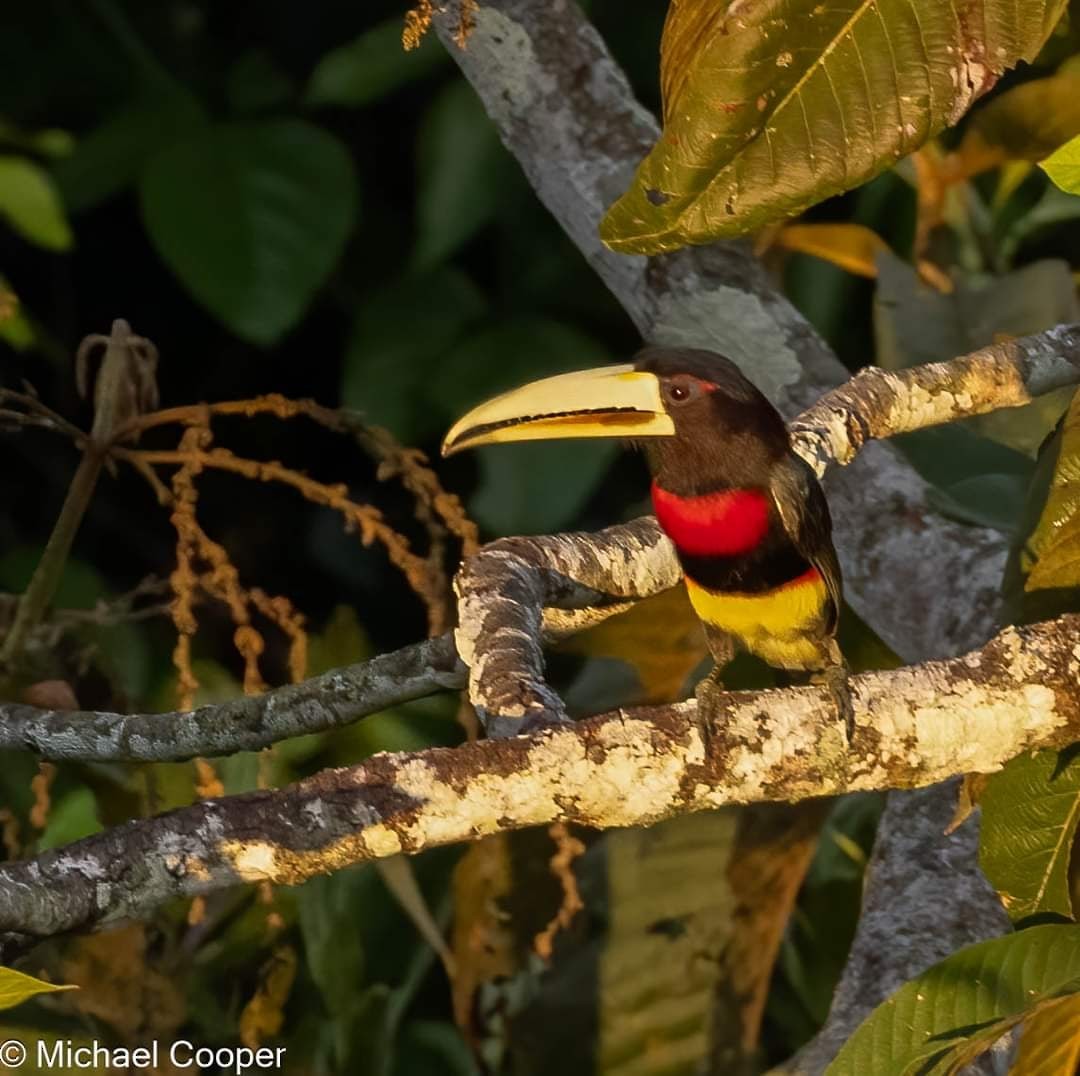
[{"left": 685, "top": 570, "right": 829, "bottom": 670}]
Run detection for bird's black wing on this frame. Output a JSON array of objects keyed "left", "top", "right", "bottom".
[{"left": 769, "top": 454, "right": 842, "bottom": 634}]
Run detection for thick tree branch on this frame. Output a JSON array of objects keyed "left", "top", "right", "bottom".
[
  {"left": 0, "top": 636, "right": 462, "bottom": 762},
  {"left": 0, "top": 614, "right": 1075, "bottom": 954}
]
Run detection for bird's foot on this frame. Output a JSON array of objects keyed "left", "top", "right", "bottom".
[
  {"left": 693, "top": 668, "right": 729, "bottom": 754},
  {"left": 483, "top": 705, "right": 572, "bottom": 740},
  {"left": 811, "top": 663, "right": 855, "bottom": 744}
]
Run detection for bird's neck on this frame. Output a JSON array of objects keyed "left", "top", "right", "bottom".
[{"left": 650, "top": 480, "right": 771, "bottom": 557}]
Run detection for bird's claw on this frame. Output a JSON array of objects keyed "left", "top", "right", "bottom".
[
  {"left": 813, "top": 663, "right": 855, "bottom": 744},
  {"left": 693, "top": 668, "right": 728, "bottom": 753},
  {"left": 483, "top": 706, "right": 572, "bottom": 740}
]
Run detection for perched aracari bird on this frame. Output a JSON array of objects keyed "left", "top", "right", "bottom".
[{"left": 442, "top": 346, "right": 851, "bottom": 735}]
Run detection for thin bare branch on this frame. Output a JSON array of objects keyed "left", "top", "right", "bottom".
[{"left": 0, "top": 635, "right": 462, "bottom": 762}]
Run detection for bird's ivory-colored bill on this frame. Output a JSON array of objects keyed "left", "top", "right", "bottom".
[{"left": 441, "top": 365, "right": 675, "bottom": 456}]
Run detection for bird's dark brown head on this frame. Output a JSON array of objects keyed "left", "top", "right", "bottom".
[
  {"left": 632, "top": 346, "right": 790, "bottom": 496},
  {"left": 440, "top": 344, "right": 791, "bottom": 494}
]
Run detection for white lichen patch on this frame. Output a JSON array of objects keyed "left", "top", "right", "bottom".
[
  {"left": 911, "top": 682, "right": 1060, "bottom": 773},
  {"left": 792, "top": 413, "right": 849, "bottom": 475},
  {"left": 374, "top": 719, "right": 699, "bottom": 844},
  {"left": 566, "top": 716, "right": 701, "bottom": 824},
  {"left": 889, "top": 376, "right": 955, "bottom": 433},
  {"left": 164, "top": 855, "right": 210, "bottom": 882}
]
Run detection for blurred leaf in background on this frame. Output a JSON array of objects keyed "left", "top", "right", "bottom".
[
  {"left": 0, "top": 156, "right": 72, "bottom": 250},
  {"left": 139, "top": 120, "right": 358, "bottom": 344}
]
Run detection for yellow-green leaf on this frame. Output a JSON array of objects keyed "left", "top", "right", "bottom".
[
  {"left": 1024, "top": 390, "right": 1080, "bottom": 592},
  {"left": 773, "top": 223, "right": 890, "bottom": 278},
  {"left": 827, "top": 926, "right": 1080, "bottom": 1075},
  {"left": 1011, "top": 993, "right": 1080, "bottom": 1075},
  {"left": 0, "top": 967, "right": 76, "bottom": 1011},
  {"left": 1042, "top": 133, "right": 1080, "bottom": 195},
  {"left": 601, "top": 0, "right": 1068, "bottom": 254},
  {"left": 979, "top": 749, "right": 1080, "bottom": 922},
  {"left": 0, "top": 156, "right": 72, "bottom": 251}
]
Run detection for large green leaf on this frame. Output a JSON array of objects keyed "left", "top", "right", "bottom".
[
  {"left": 0, "top": 968, "right": 76, "bottom": 1011},
  {"left": 827, "top": 925, "right": 1080, "bottom": 1075},
  {"left": 0, "top": 156, "right": 72, "bottom": 250},
  {"left": 601, "top": 0, "right": 1067, "bottom": 253},
  {"left": 980, "top": 750, "right": 1080, "bottom": 923},
  {"left": 139, "top": 119, "right": 357, "bottom": 345}
]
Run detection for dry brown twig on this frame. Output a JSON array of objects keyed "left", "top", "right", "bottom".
[
  {"left": 0, "top": 388, "right": 85, "bottom": 442},
  {"left": 533, "top": 822, "right": 586, "bottom": 961},
  {"left": 403, "top": 0, "right": 478, "bottom": 50},
  {"left": 116, "top": 393, "right": 470, "bottom": 635}
]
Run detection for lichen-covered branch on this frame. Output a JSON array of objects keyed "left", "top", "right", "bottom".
[
  {"left": 791, "top": 323, "right": 1080, "bottom": 476},
  {"left": 1, "top": 614, "right": 1075, "bottom": 955},
  {"left": 7, "top": 322, "right": 1072, "bottom": 760},
  {"left": 453, "top": 517, "right": 677, "bottom": 734},
  {"left": 0, "top": 635, "right": 462, "bottom": 762}
]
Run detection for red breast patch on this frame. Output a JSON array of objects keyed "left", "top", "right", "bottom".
[{"left": 651, "top": 481, "right": 770, "bottom": 556}]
